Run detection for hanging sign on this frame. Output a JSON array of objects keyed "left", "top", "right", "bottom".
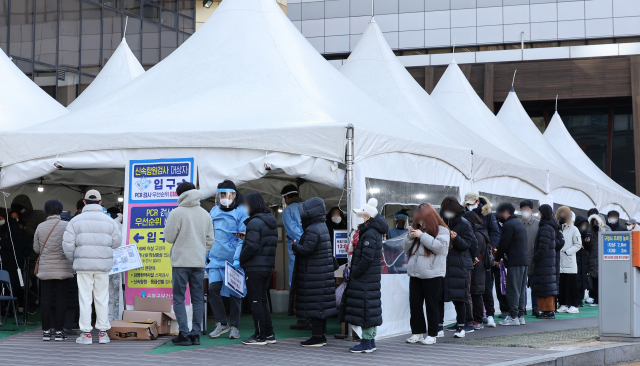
[{"left": 124, "top": 158, "right": 195, "bottom": 304}]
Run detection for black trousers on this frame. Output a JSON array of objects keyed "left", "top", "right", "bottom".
[
  {"left": 471, "top": 293, "right": 484, "bottom": 323},
  {"left": 409, "top": 276, "right": 442, "bottom": 337},
  {"left": 493, "top": 265, "right": 509, "bottom": 314},
  {"left": 439, "top": 300, "right": 465, "bottom": 328},
  {"left": 311, "top": 318, "right": 326, "bottom": 337},
  {"left": 559, "top": 273, "right": 580, "bottom": 307},
  {"left": 483, "top": 269, "right": 495, "bottom": 317},
  {"left": 591, "top": 277, "right": 599, "bottom": 304},
  {"left": 246, "top": 271, "right": 273, "bottom": 339},
  {"left": 40, "top": 279, "right": 68, "bottom": 331},
  {"left": 465, "top": 269, "right": 473, "bottom": 325},
  {"left": 64, "top": 275, "right": 79, "bottom": 329}
]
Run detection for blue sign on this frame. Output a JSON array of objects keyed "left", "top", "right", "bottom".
[
  {"left": 602, "top": 233, "right": 630, "bottom": 260},
  {"left": 334, "top": 230, "right": 349, "bottom": 258},
  {"left": 128, "top": 158, "right": 195, "bottom": 203}
]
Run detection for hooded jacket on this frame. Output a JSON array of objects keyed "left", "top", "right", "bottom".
[
  {"left": 288, "top": 198, "right": 337, "bottom": 320},
  {"left": 344, "top": 213, "right": 387, "bottom": 328},
  {"left": 11, "top": 194, "right": 46, "bottom": 260},
  {"left": 574, "top": 215, "right": 591, "bottom": 294},
  {"left": 207, "top": 198, "right": 248, "bottom": 270},
  {"left": 531, "top": 217, "right": 558, "bottom": 298},
  {"left": 163, "top": 190, "right": 215, "bottom": 268},
  {"left": 556, "top": 207, "right": 582, "bottom": 274},
  {"left": 470, "top": 196, "right": 500, "bottom": 250},
  {"left": 33, "top": 216, "right": 73, "bottom": 280},
  {"left": 587, "top": 214, "right": 608, "bottom": 278},
  {"left": 441, "top": 213, "right": 475, "bottom": 302},
  {"left": 239, "top": 212, "right": 278, "bottom": 272},
  {"left": 402, "top": 225, "right": 449, "bottom": 279},
  {"left": 495, "top": 214, "right": 529, "bottom": 267},
  {"left": 0, "top": 214, "right": 23, "bottom": 271},
  {"left": 63, "top": 204, "right": 121, "bottom": 272}
]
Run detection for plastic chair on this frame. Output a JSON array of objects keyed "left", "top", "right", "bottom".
[{"left": 0, "top": 270, "right": 18, "bottom": 331}]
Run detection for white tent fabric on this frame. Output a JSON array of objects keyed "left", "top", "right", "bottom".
[
  {"left": 340, "top": 19, "right": 547, "bottom": 193},
  {"left": 0, "top": 0, "right": 471, "bottom": 181},
  {"left": 544, "top": 112, "right": 637, "bottom": 217},
  {"left": 431, "top": 61, "right": 595, "bottom": 198},
  {"left": 67, "top": 38, "right": 145, "bottom": 112},
  {"left": 496, "top": 89, "right": 598, "bottom": 208},
  {"left": 0, "top": 48, "right": 68, "bottom": 131}
]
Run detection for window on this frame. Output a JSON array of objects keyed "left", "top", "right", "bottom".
[
  {"left": 177, "top": 30, "right": 189, "bottom": 46},
  {"left": 612, "top": 107, "right": 636, "bottom": 192},
  {"left": 162, "top": 0, "right": 177, "bottom": 11},
  {"left": 124, "top": 0, "right": 141, "bottom": 16},
  {"left": 143, "top": 4, "right": 159, "bottom": 21},
  {"left": 104, "top": 0, "right": 122, "bottom": 10},
  {"left": 160, "top": 25, "right": 176, "bottom": 60},
  {"left": 0, "top": 0, "right": 8, "bottom": 54},
  {"left": 12, "top": 58, "right": 34, "bottom": 79},
  {"left": 81, "top": 1, "right": 102, "bottom": 75},
  {"left": 141, "top": 20, "right": 159, "bottom": 68},
  {"left": 178, "top": 0, "right": 193, "bottom": 18},
  {"left": 10, "top": 0, "right": 34, "bottom": 59},
  {"left": 125, "top": 16, "right": 142, "bottom": 62},
  {"left": 161, "top": 9, "right": 176, "bottom": 28},
  {"left": 59, "top": 0, "right": 80, "bottom": 71},
  {"left": 102, "top": 8, "right": 122, "bottom": 66},
  {"left": 178, "top": 15, "right": 193, "bottom": 34},
  {"left": 34, "top": 63, "right": 56, "bottom": 98},
  {"left": 558, "top": 107, "right": 609, "bottom": 172},
  {"left": 35, "top": 0, "right": 57, "bottom": 65}
]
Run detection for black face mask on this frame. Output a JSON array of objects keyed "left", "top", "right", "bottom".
[
  {"left": 558, "top": 217, "right": 566, "bottom": 225},
  {"left": 498, "top": 216, "right": 506, "bottom": 224}
]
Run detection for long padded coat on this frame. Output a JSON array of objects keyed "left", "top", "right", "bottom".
[
  {"left": 344, "top": 214, "right": 387, "bottom": 328},
  {"left": 287, "top": 198, "right": 337, "bottom": 320},
  {"left": 441, "top": 215, "right": 475, "bottom": 302},
  {"left": 470, "top": 224, "right": 488, "bottom": 295},
  {"left": 531, "top": 218, "right": 558, "bottom": 298}
]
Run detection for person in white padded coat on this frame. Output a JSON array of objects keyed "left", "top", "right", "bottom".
[{"left": 555, "top": 206, "right": 582, "bottom": 314}]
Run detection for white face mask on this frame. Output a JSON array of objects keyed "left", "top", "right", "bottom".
[
  {"left": 521, "top": 210, "right": 531, "bottom": 220},
  {"left": 627, "top": 225, "right": 634, "bottom": 231},
  {"left": 0, "top": 220, "right": 5, "bottom": 226},
  {"left": 443, "top": 211, "right": 456, "bottom": 219},
  {"left": 331, "top": 216, "right": 342, "bottom": 224},
  {"left": 609, "top": 218, "right": 618, "bottom": 224},
  {"left": 467, "top": 204, "right": 478, "bottom": 210},
  {"left": 220, "top": 198, "right": 233, "bottom": 207}
]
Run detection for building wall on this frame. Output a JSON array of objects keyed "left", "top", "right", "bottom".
[
  {"left": 196, "top": 0, "right": 286, "bottom": 30},
  {"left": 288, "top": 0, "right": 640, "bottom": 55},
  {"left": 0, "top": 0, "right": 196, "bottom": 106}
]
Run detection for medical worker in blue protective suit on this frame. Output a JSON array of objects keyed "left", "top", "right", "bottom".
[
  {"left": 280, "top": 184, "right": 311, "bottom": 330},
  {"left": 387, "top": 209, "right": 410, "bottom": 239},
  {"left": 206, "top": 180, "right": 249, "bottom": 340}
]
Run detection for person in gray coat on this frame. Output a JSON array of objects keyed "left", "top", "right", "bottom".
[
  {"left": 63, "top": 190, "right": 121, "bottom": 345},
  {"left": 520, "top": 200, "right": 540, "bottom": 316},
  {"left": 34, "top": 199, "right": 72, "bottom": 341}
]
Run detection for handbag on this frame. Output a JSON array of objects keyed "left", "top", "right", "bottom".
[{"left": 34, "top": 220, "right": 60, "bottom": 276}]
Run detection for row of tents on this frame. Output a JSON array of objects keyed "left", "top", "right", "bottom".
[{"left": 0, "top": 0, "right": 637, "bottom": 337}]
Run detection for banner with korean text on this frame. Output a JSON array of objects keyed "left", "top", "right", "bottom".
[{"left": 124, "top": 158, "right": 196, "bottom": 305}]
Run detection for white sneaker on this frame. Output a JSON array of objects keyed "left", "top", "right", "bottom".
[
  {"left": 76, "top": 332, "right": 92, "bottom": 345},
  {"left": 486, "top": 316, "right": 496, "bottom": 328},
  {"left": 406, "top": 334, "right": 424, "bottom": 343},
  {"left": 586, "top": 297, "right": 594, "bottom": 304},
  {"left": 454, "top": 329, "right": 465, "bottom": 338},
  {"left": 436, "top": 330, "right": 444, "bottom": 338},
  {"left": 498, "top": 316, "right": 520, "bottom": 326},
  {"left": 557, "top": 305, "right": 569, "bottom": 313},
  {"left": 590, "top": 303, "right": 599, "bottom": 307},
  {"left": 567, "top": 306, "right": 580, "bottom": 314},
  {"left": 421, "top": 336, "right": 436, "bottom": 345},
  {"left": 518, "top": 316, "right": 526, "bottom": 325},
  {"left": 99, "top": 331, "right": 110, "bottom": 344}
]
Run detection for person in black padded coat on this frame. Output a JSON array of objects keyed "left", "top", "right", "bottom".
[
  {"left": 530, "top": 204, "right": 558, "bottom": 320},
  {"left": 462, "top": 211, "right": 488, "bottom": 330},
  {"left": 438, "top": 196, "right": 476, "bottom": 339},
  {"left": 240, "top": 192, "right": 278, "bottom": 345},
  {"left": 345, "top": 198, "right": 386, "bottom": 353},
  {"left": 288, "top": 197, "right": 337, "bottom": 347}
]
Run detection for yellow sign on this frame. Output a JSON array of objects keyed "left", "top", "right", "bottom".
[{"left": 127, "top": 229, "right": 172, "bottom": 288}]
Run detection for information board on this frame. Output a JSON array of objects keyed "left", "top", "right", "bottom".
[
  {"left": 124, "top": 158, "right": 195, "bottom": 304},
  {"left": 603, "top": 233, "right": 631, "bottom": 261},
  {"left": 110, "top": 243, "right": 143, "bottom": 275},
  {"left": 224, "top": 261, "right": 246, "bottom": 298},
  {"left": 334, "top": 230, "right": 348, "bottom": 258}
]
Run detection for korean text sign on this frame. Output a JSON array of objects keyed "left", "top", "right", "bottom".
[
  {"left": 603, "top": 233, "right": 630, "bottom": 260},
  {"left": 125, "top": 158, "right": 195, "bottom": 304},
  {"left": 334, "top": 230, "right": 348, "bottom": 259}
]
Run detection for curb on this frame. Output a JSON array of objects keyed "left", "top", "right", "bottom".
[{"left": 491, "top": 342, "right": 640, "bottom": 366}]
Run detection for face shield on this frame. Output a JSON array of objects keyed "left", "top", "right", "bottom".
[
  {"left": 394, "top": 215, "right": 408, "bottom": 230},
  {"left": 281, "top": 190, "right": 298, "bottom": 208},
  {"left": 216, "top": 189, "right": 236, "bottom": 209}
]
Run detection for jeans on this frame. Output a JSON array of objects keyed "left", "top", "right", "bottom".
[
  {"left": 361, "top": 327, "right": 377, "bottom": 340},
  {"left": 77, "top": 271, "right": 110, "bottom": 332},
  {"left": 409, "top": 276, "right": 442, "bottom": 337},
  {"left": 506, "top": 266, "right": 528, "bottom": 318},
  {"left": 484, "top": 269, "right": 495, "bottom": 317},
  {"left": 439, "top": 301, "right": 465, "bottom": 328},
  {"left": 311, "top": 318, "right": 326, "bottom": 337},
  {"left": 172, "top": 267, "right": 204, "bottom": 334},
  {"left": 40, "top": 279, "right": 68, "bottom": 331},
  {"left": 287, "top": 244, "right": 296, "bottom": 286},
  {"left": 246, "top": 271, "right": 273, "bottom": 339},
  {"left": 208, "top": 281, "right": 242, "bottom": 328}
]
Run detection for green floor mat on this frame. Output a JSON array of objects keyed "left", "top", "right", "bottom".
[
  {"left": 0, "top": 309, "right": 42, "bottom": 339},
  {"left": 506, "top": 303, "right": 599, "bottom": 323},
  {"left": 148, "top": 313, "right": 343, "bottom": 354}
]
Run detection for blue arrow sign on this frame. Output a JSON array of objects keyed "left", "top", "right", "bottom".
[{"left": 133, "top": 233, "right": 144, "bottom": 243}]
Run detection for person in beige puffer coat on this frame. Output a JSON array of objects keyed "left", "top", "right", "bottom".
[{"left": 34, "top": 199, "right": 73, "bottom": 341}]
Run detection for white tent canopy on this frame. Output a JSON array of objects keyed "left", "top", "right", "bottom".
[
  {"left": 0, "top": 0, "right": 472, "bottom": 192},
  {"left": 340, "top": 19, "right": 548, "bottom": 194},
  {"left": 0, "top": 48, "right": 68, "bottom": 131},
  {"left": 431, "top": 60, "right": 597, "bottom": 203},
  {"left": 544, "top": 112, "right": 637, "bottom": 217},
  {"left": 67, "top": 38, "right": 145, "bottom": 112},
  {"left": 496, "top": 89, "right": 599, "bottom": 209}
]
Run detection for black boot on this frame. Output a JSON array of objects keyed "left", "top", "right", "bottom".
[
  {"left": 300, "top": 336, "right": 325, "bottom": 347},
  {"left": 190, "top": 331, "right": 201, "bottom": 346},
  {"left": 532, "top": 308, "right": 540, "bottom": 317},
  {"left": 172, "top": 331, "right": 193, "bottom": 346}
]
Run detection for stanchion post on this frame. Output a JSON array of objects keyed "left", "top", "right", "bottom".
[{"left": 344, "top": 124, "right": 354, "bottom": 340}]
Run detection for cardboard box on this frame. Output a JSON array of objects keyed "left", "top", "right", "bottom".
[
  {"left": 124, "top": 297, "right": 176, "bottom": 335},
  {"left": 109, "top": 320, "right": 158, "bottom": 340}
]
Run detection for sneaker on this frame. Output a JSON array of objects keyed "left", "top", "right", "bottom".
[
  {"left": 539, "top": 311, "right": 556, "bottom": 320},
  {"left": 406, "top": 334, "right": 424, "bottom": 343},
  {"left": 590, "top": 303, "right": 599, "bottom": 307},
  {"left": 462, "top": 325, "right": 475, "bottom": 333},
  {"left": 76, "top": 332, "right": 92, "bottom": 345},
  {"left": 229, "top": 327, "right": 240, "bottom": 339},
  {"left": 586, "top": 297, "right": 594, "bottom": 304},
  {"left": 445, "top": 324, "right": 457, "bottom": 332},
  {"left": 498, "top": 316, "right": 520, "bottom": 326},
  {"left": 421, "top": 336, "right": 437, "bottom": 345},
  {"left": 190, "top": 331, "right": 200, "bottom": 346},
  {"left": 99, "top": 332, "right": 110, "bottom": 344},
  {"left": 300, "top": 336, "right": 325, "bottom": 347},
  {"left": 473, "top": 322, "right": 484, "bottom": 330},
  {"left": 518, "top": 317, "right": 526, "bottom": 325},
  {"left": 567, "top": 306, "right": 579, "bottom": 314},
  {"left": 43, "top": 330, "right": 51, "bottom": 341},
  {"left": 371, "top": 339, "right": 376, "bottom": 351},
  {"left": 454, "top": 328, "right": 465, "bottom": 338},
  {"left": 349, "top": 340, "right": 373, "bottom": 353},
  {"left": 482, "top": 317, "right": 488, "bottom": 325},
  {"left": 532, "top": 308, "right": 540, "bottom": 317},
  {"left": 290, "top": 319, "right": 312, "bottom": 330},
  {"left": 54, "top": 330, "right": 67, "bottom": 341},
  {"left": 322, "top": 335, "right": 328, "bottom": 345},
  {"left": 242, "top": 335, "right": 267, "bottom": 345},
  {"left": 171, "top": 332, "right": 193, "bottom": 346},
  {"left": 557, "top": 305, "right": 569, "bottom": 313},
  {"left": 209, "top": 322, "right": 231, "bottom": 338},
  {"left": 64, "top": 328, "right": 78, "bottom": 336},
  {"left": 436, "top": 330, "right": 444, "bottom": 338},
  {"left": 486, "top": 316, "right": 496, "bottom": 328},
  {"left": 498, "top": 313, "right": 507, "bottom": 318},
  {"left": 265, "top": 334, "right": 277, "bottom": 344}
]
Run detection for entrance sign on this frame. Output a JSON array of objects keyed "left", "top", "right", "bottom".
[
  {"left": 603, "top": 233, "right": 630, "bottom": 260},
  {"left": 224, "top": 261, "right": 245, "bottom": 298},
  {"left": 124, "top": 158, "right": 195, "bottom": 304},
  {"left": 334, "top": 230, "right": 348, "bottom": 258}
]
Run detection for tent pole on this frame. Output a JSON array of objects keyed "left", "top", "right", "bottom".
[{"left": 346, "top": 124, "right": 354, "bottom": 244}]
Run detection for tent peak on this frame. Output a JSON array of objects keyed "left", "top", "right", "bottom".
[{"left": 370, "top": 16, "right": 376, "bottom": 23}]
